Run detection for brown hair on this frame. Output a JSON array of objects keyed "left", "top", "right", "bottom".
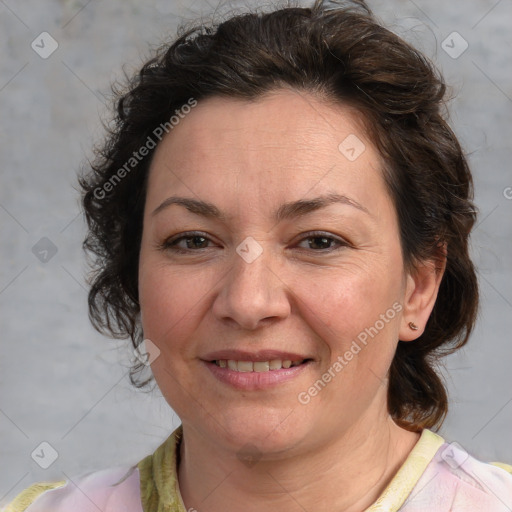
[{"left": 79, "top": 0, "right": 479, "bottom": 431}]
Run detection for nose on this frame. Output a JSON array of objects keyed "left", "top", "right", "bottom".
[{"left": 211, "top": 242, "right": 291, "bottom": 330}]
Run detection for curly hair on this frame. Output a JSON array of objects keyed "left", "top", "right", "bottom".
[{"left": 79, "top": 0, "right": 479, "bottom": 431}]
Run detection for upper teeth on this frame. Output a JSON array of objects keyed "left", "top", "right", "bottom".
[{"left": 215, "top": 359, "right": 304, "bottom": 372}]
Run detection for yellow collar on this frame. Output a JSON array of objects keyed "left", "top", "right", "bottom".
[
  {"left": 138, "top": 425, "right": 186, "bottom": 512},
  {"left": 365, "top": 428, "right": 445, "bottom": 511}
]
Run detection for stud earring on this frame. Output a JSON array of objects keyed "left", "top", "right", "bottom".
[{"left": 408, "top": 322, "right": 419, "bottom": 331}]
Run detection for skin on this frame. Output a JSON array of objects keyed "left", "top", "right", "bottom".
[{"left": 138, "top": 88, "right": 445, "bottom": 512}]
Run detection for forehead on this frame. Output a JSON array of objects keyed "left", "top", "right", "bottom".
[{"left": 145, "top": 89, "right": 389, "bottom": 217}]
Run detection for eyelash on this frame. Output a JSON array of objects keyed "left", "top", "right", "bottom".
[{"left": 159, "top": 231, "right": 350, "bottom": 254}]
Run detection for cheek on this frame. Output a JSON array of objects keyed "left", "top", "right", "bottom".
[
  {"left": 295, "top": 271, "right": 402, "bottom": 421},
  {"left": 304, "top": 265, "right": 400, "bottom": 332},
  {"left": 138, "top": 262, "right": 214, "bottom": 409},
  {"left": 294, "top": 263, "right": 402, "bottom": 372},
  {"left": 138, "top": 261, "right": 211, "bottom": 352}
]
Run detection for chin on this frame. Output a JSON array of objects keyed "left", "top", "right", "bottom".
[{"left": 213, "top": 409, "right": 310, "bottom": 457}]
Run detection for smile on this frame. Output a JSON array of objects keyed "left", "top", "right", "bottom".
[
  {"left": 204, "top": 359, "right": 313, "bottom": 390},
  {"left": 213, "top": 359, "right": 308, "bottom": 372}
]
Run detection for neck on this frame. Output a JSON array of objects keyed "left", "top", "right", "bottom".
[{"left": 177, "top": 412, "right": 419, "bottom": 512}]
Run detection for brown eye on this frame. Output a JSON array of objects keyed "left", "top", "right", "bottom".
[
  {"left": 160, "top": 232, "right": 216, "bottom": 253},
  {"left": 295, "top": 232, "right": 348, "bottom": 252},
  {"left": 181, "top": 235, "right": 209, "bottom": 249}
]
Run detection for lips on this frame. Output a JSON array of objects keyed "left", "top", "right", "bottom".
[
  {"left": 201, "top": 349, "right": 314, "bottom": 389},
  {"left": 204, "top": 359, "right": 312, "bottom": 390}
]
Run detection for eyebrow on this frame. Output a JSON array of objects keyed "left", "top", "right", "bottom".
[{"left": 151, "top": 192, "right": 371, "bottom": 221}]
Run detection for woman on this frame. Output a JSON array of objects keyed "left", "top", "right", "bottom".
[{"left": 5, "top": 0, "right": 512, "bottom": 511}]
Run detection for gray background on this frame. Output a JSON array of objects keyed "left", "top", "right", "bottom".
[{"left": 1, "top": 0, "right": 511, "bottom": 504}]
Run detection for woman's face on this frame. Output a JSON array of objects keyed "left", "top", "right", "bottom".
[{"left": 138, "top": 89, "right": 414, "bottom": 455}]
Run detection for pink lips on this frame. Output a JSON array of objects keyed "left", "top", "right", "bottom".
[{"left": 202, "top": 359, "right": 312, "bottom": 390}]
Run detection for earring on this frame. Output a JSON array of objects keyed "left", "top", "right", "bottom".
[{"left": 408, "top": 322, "right": 419, "bottom": 331}]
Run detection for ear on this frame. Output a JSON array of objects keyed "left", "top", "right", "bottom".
[{"left": 399, "top": 243, "right": 447, "bottom": 341}]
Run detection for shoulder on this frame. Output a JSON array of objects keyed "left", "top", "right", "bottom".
[
  {"left": 2, "top": 466, "right": 142, "bottom": 512},
  {"left": 403, "top": 435, "right": 512, "bottom": 511}
]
